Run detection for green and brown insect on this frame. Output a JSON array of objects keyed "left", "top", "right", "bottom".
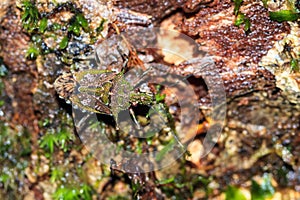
[
  {"left": 54, "top": 24, "right": 154, "bottom": 121},
  {"left": 54, "top": 68, "right": 153, "bottom": 113}
]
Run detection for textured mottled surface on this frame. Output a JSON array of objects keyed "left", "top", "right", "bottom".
[
  {"left": 167, "top": 0, "right": 300, "bottom": 194},
  {"left": 260, "top": 24, "right": 300, "bottom": 104},
  {"left": 0, "top": 2, "right": 39, "bottom": 137},
  {"left": 180, "top": 2, "right": 290, "bottom": 66},
  {"left": 177, "top": 1, "right": 291, "bottom": 100},
  {"left": 113, "top": 0, "right": 219, "bottom": 23},
  {"left": 1, "top": 0, "right": 300, "bottom": 199},
  {"left": 200, "top": 90, "right": 300, "bottom": 179},
  {"left": 113, "top": 0, "right": 182, "bottom": 22}
]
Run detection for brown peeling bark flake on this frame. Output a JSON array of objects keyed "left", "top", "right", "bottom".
[{"left": 179, "top": 1, "right": 290, "bottom": 67}]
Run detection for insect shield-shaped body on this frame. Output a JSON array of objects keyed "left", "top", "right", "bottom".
[
  {"left": 55, "top": 69, "right": 118, "bottom": 115},
  {"left": 54, "top": 24, "right": 153, "bottom": 124},
  {"left": 54, "top": 69, "right": 153, "bottom": 122}
]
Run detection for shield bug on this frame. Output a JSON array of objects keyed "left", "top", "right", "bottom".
[{"left": 54, "top": 23, "right": 153, "bottom": 123}]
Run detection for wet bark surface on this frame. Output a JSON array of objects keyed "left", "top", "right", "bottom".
[{"left": 0, "top": 0, "right": 300, "bottom": 199}]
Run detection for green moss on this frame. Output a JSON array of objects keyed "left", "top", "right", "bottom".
[
  {"left": 234, "top": 13, "right": 251, "bottom": 32},
  {"left": 39, "top": 17, "right": 48, "bottom": 33},
  {"left": 21, "top": 0, "right": 39, "bottom": 32},
  {"left": 56, "top": 127, "right": 74, "bottom": 152},
  {"left": 38, "top": 118, "right": 50, "bottom": 127},
  {"left": 68, "top": 13, "right": 90, "bottom": 36},
  {"left": 0, "top": 173, "right": 10, "bottom": 190},
  {"left": 269, "top": 10, "right": 300, "bottom": 22},
  {"left": 38, "top": 114, "right": 74, "bottom": 156},
  {"left": 68, "top": 22, "right": 81, "bottom": 36},
  {"left": 50, "top": 167, "right": 64, "bottom": 183},
  {"left": 52, "top": 23, "right": 62, "bottom": 31},
  {"left": 0, "top": 123, "right": 31, "bottom": 198},
  {"left": 53, "top": 185, "right": 81, "bottom": 200},
  {"left": 26, "top": 44, "right": 40, "bottom": 59},
  {"left": 225, "top": 186, "right": 247, "bottom": 200},
  {"left": 59, "top": 36, "right": 69, "bottom": 50},
  {"left": 39, "top": 130, "right": 58, "bottom": 155},
  {"left": 39, "top": 119, "right": 74, "bottom": 156},
  {"left": 76, "top": 14, "right": 89, "bottom": 32},
  {"left": 251, "top": 174, "right": 275, "bottom": 200},
  {"left": 291, "top": 59, "right": 299, "bottom": 72},
  {"left": 0, "top": 123, "right": 31, "bottom": 160},
  {"left": 159, "top": 173, "right": 213, "bottom": 199},
  {"left": 79, "top": 183, "right": 94, "bottom": 200},
  {"left": 53, "top": 183, "right": 94, "bottom": 200},
  {"left": 21, "top": 1, "right": 96, "bottom": 64},
  {"left": 233, "top": 0, "right": 243, "bottom": 15},
  {"left": 154, "top": 85, "right": 166, "bottom": 103},
  {"left": 96, "top": 18, "right": 107, "bottom": 33}
]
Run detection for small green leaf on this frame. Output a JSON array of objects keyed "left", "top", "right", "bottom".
[
  {"left": 59, "top": 36, "right": 69, "bottom": 49},
  {"left": 68, "top": 23, "right": 81, "bottom": 36},
  {"left": 26, "top": 45, "right": 40, "bottom": 59},
  {"left": 244, "top": 18, "right": 251, "bottom": 32},
  {"left": 234, "top": 13, "right": 245, "bottom": 26},
  {"left": 53, "top": 186, "right": 80, "bottom": 200},
  {"left": 225, "top": 186, "right": 247, "bottom": 200},
  {"left": 269, "top": 10, "right": 300, "bottom": 22},
  {"left": 57, "top": 128, "right": 73, "bottom": 151},
  {"left": 50, "top": 167, "right": 64, "bottom": 183},
  {"left": 39, "top": 132, "right": 58, "bottom": 154},
  {"left": 0, "top": 173, "right": 9, "bottom": 183},
  {"left": 42, "top": 118, "right": 50, "bottom": 127},
  {"left": 76, "top": 14, "right": 88, "bottom": 30},
  {"left": 67, "top": 14, "right": 89, "bottom": 36},
  {"left": 155, "top": 93, "right": 166, "bottom": 102},
  {"left": 79, "top": 184, "right": 93, "bottom": 200},
  {"left": 52, "top": 23, "right": 61, "bottom": 31},
  {"left": 234, "top": 13, "right": 251, "bottom": 32},
  {"left": 21, "top": 10, "right": 29, "bottom": 21},
  {"left": 21, "top": 1, "right": 39, "bottom": 32},
  {"left": 233, "top": 0, "right": 244, "bottom": 15},
  {"left": 39, "top": 17, "right": 48, "bottom": 33},
  {"left": 291, "top": 59, "right": 299, "bottom": 72}
]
